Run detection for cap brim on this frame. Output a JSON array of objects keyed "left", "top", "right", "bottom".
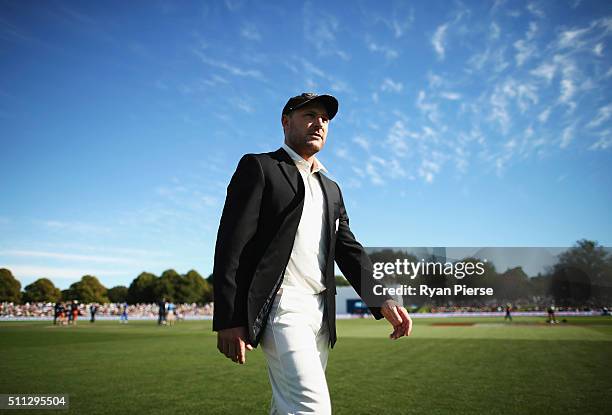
[{"left": 292, "top": 94, "right": 339, "bottom": 120}]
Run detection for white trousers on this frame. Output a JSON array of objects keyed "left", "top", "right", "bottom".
[{"left": 260, "top": 288, "right": 331, "bottom": 415}]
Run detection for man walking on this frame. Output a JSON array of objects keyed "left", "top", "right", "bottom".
[
  {"left": 158, "top": 297, "right": 166, "bottom": 325},
  {"left": 89, "top": 303, "right": 98, "bottom": 323},
  {"left": 213, "top": 93, "right": 412, "bottom": 414}
]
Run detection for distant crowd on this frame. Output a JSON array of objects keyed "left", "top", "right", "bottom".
[
  {"left": 1, "top": 301, "right": 609, "bottom": 320},
  {"left": 425, "top": 304, "right": 600, "bottom": 313},
  {"left": 0, "top": 301, "right": 214, "bottom": 319}
]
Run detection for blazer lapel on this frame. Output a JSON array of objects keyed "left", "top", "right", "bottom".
[
  {"left": 318, "top": 172, "right": 339, "bottom": 290},
  {"left": 276, "top": 148, "right": 300, "bottom": 195},
  {"left": 318, "top": 173, "right": 337, "bottom": 243}
]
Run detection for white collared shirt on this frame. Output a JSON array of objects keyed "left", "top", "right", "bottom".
[{"left": 281, "top": 143, "right": 329, "bottom": 294}]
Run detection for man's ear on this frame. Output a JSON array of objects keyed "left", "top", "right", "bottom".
[{"left": 281, "top": 114, "right": 290, "bottom": 130}]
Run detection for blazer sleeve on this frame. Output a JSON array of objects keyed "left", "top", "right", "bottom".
[
  {"left": 333, "top": 185, "right": 392, "bottom": 320},
  {"left": 212, "top": 154, "right": 265, "bottom": 331}
]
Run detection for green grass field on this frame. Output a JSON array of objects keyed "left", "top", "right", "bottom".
[{"left": 1, "top": 316, "right": 611, "bottom": 414}]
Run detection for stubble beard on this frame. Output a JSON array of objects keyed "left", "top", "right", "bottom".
[{"left": 288, "top": 129, "right": 323, "bottom": 158}]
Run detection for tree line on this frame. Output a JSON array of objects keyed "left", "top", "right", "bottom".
[
  {"left": 370, "top": 239, "right": 612, "bottom": 307},
  {"left": 1, "top": 240, "right": 610, "bottom": 306},
  {"left": 0, "top": 268, "right": 213, "bottom": 305}
]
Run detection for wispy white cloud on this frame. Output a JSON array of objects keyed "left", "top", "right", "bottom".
[
  {"left": 586, "top": 104, "right": 612, "bottom": 128},
  {"left": 200, "top": 195, "right": 219, "bottom": 207},
  {"left": 558, "top": 25, "right": 593, "bottom": 49},
  {"left": 241, "top": 24, "right": 261, "bottom": 41},
  {"left": 516, "top": 83, "right": 539, "bottom": 112},
  {"left": 365, "top": 157, "right": 386, "bottom": 186},
  {"left": 366, "top": 38, "right": 399, "bottom": 59},
  {"left": 335, "top": 147, "right": 349, "bottom": 159},
  {"left": 353, "top": 136, "right": 370, "bottom": 151},
  {"left": 489, "top": 85, "right": 512, "bottom": 133},
  {"left": 381, "top": 78, "right": 403, "bottom": 93},
  {"left": 490, "top": 22, "right": 501, "bottom": 40},
  {"left": 0, "top": 250, "right": 136, "bottom": 265},
  {"left": 330, "top": 79, "right": 351, "bottom": 93},
  {"left": 298, "top": 58, "right": 353, "bottom": 94},
  {"left": 453, "top": 145, "right": 469, "bottom": 174},
  {"left": 467, "top": 47, "right": 509, "bottom": 73},
  {"left": 416, "top": 90, "right": 440, "bottom": 123},
  {"left": 385, "top": 158, "right": 408, "bottom": 179},
  {"left": 593, "top": 42, "right": 604, "bottom": 56},
  {"left": 440, "top": 92, "right": 461, "bottom": 100},
  {"left": 513, "top": 22, "right": 538, "bottom": 66},
  {"left": 366, "top": 7, "right": 415, "bottom": 38},
  {"left": 193, "top": 50, "right": 264, "bottom": 80},
  {"left": 224, "top": 0, "right": 244, "bottom": 12},
  {"left": 388, "top": 9, "right": 415, "bottom": 38},
  {"left": 560, "top": 124, "right": 575, "bottom": 148},
  {"left": 589, "top": 130, "right": 612, "bottom": 150},
  {"left": 418, "top": 158, "right": 442, "bottom": 183},
  {"left": 41, "top": 220, "right": 112, "bottom": 235},
  {"left": 203, "top": 74, "right": 230, "bottom": 87},
  {"left": 556, "top": 17, "right": 612, "bottom": 53},
  {"left": 303, "top": 5, "right": 349, "bottom": 61},
  {"left": 538, "top": 107, "right": 551, "bottom": 123},
  {"left": 430, "top": 5, "right": 471, "bottom": 60},
  {"left": 526, "top": 2, "right": 545, "bottom": 18},
  {"left": 559, "top": 78, "right": 576, "bottom": 105},
  {"left": 432, "top": 24, "right": 449, "bottom": 60},
  {"left": 386, "top": 120, "right": 412, "bottom": 156},
  {"left": 5, "top": 265, "right": 128, "bottom": 281},
  {"left": 428, "top": 73, "right": 443, "bottom": 88},
  {"left": 530, "top": 61, "right": 556, "bottom": 83},
  {"left": 491, "top": 0, "right": 507, "bottom": 15},
  {"left": 233, "top": 97, "right": 255, "bottom": 113}
]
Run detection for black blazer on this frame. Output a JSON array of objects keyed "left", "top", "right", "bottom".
[{"left": 212, "top": 148, "right": 386, "bottom": 348}]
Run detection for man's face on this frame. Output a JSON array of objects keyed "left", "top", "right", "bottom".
[{"left": 282, "top": 102, "right": 330, "bottom": 158}]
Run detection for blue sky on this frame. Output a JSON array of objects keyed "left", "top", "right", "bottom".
[{"left": 1, "top": 0, "right": 611, "bottom": 289}]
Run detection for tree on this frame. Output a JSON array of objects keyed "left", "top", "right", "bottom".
[
  {"left": 23, "top": 278, "right": 61, "bottom": 303},
  {"left": 127, "top": 272, "right": 158, "bottom": 304},
  {"left": 335, "top": 275, "right": 350, "bottom": 287},
  {"left": 0, "top": 268, "right": 21, "bottom": 303},
  {"left": 497, "top": 267, "right": 531, "bottom": 302},
  {"left": 68, "top": 275, "right": 108, "bottom": 303},
  {"left": 530, "top": 273, "right": 552, "bottom": 299},
  {"left": 154, "top": 269, "right": 182, "bottom": 302},
  {"left": 107, "top": 286, "right": 128, "bottom": 303},
  {"left": 61, "top": 289, "right": 74, "bottom": 301},
  {"left": 183, "top": 270, "right": 213, "bottom": 303},
  {"left": 550, "top": 240, "right": 612, "bottom": 305}
]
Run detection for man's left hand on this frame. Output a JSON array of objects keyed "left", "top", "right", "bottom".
[{"left": 380, "top": 299, "right": 413, "bottom": 340}]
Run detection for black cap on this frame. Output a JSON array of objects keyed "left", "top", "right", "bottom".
[{"left": 282, "top": 92, "right": 339, "bottom": 120}]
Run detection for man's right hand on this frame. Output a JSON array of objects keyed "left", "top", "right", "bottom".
[{"left": 217, "top": 326, "right": 253, "bottom": 364}]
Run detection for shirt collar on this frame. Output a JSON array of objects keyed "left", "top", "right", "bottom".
[{"left": 282, "top": 143, "right": 328, "bottom": 175}]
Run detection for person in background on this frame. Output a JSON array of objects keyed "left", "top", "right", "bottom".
[
  {"left": 547, "top": 304, "right": 558, "bottom": 324},
  {"left": 59, "top": 303, "right": 67, "bottom": 325},
  {"left": 504, "top": 303, "right": 512, "bottom": 322},
  {"left": 90, "top": 303, "right": 98, "bottom": 323},
  {"left": 166, "top": 302, "right": 175, "bottom": 326},
  {"left": 54, "top": 301, "right": 61, "bottom": 325},
  {"left": 70, "top": 300, "right": 79, "bottom": 325},
  {"left": 120, "top": 302, "right": 129, "bottom": 324},
  {"left": 158, "top": 297, "right": 166, "bottom": 325}
]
